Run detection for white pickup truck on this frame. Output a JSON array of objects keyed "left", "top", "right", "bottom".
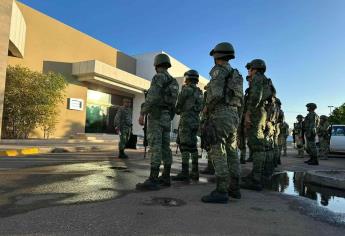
[{"left": 330, "top": 125, "right": 345, "bottom": 153}]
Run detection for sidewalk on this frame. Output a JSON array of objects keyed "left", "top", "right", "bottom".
[{"left": 0, "top": 134, "right": 124, "bottom": 156}]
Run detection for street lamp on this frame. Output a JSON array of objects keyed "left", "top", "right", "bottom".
[{"left": 328, "top": 105, "right": 334, "bottom": 115}]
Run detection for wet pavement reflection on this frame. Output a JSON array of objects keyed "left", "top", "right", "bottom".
[{"left": 267, "top": 171, "right": 345, "bottom": 215}]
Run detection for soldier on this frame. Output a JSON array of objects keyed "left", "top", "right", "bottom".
[
  {"left": 317, "top": 115, "right": 330, "bottom": 160},
  {"left": 241, "top": 59, "right": 272, "bottom": 191},
  {"left": 114, "top": 98, "right": 132, "bottom": 159},
  {"left": 201, "top": 42, "right": 243, "bottom": 203},
  {"left": 303, "top": 103, "right": 320, "bottom": 165},
  {"left": 275, "top": 109, "right": 284, "bottom": 166},
  {"left": 238, "top": 71, "right": 251, "bottom": 165},
  {"left": 136, "top": 53, "right": 179, "bottom": 190},
  {"left": 200, "top": 87, "right": 215, "bottom": 175},
  {"left": 293, "top": 115, "right": 305, "bottom": 157},
  {"left": 172, "top": 70, "right": 203, "bottom": 182},
  {"left": 280, "top": 121, "right": 290, "bottom": 157}
]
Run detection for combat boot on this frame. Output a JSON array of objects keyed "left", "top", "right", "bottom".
[
  {"left": 240, "top": 178, "right": 263, "bottom": 191},
  {"left": 240, "top": 151, "right": 264, "bottom": 191},
  {"left": 158, "top": 165, "right": 171, "bottom": 187},
  {"left": 228, "top": 177, "right": 241, "bottom": 199},
  {"left": 190, "top": 153, "right": 199, "bottom": 181},
  {"left": 136, "top": 167, "right": 160, "bottom": 191},
  {"left": 118, "top": 150, "right": 128, "bottom": 159},
  {"left": 172, "top": 163, "right": 190, "bottom": 182},
  {"left": 200, "top": 160, "right": 215, "bottom": 175},
  {"left": 201, "top": 177, "right": 229, "bottom": 204},
  {"left": 304, "top": 158, "right": 312, "bottom": 164},
  {"left": 308, "top": 157, "right": 319, "bottom": 165}
]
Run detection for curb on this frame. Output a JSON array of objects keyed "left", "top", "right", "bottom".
[{"left": 0, "top": 147, "right": 40, "bottom": 157}]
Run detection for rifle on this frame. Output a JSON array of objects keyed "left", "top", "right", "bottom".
[{"left": 143, "top": 90, "right": 148, "bottom": 159}]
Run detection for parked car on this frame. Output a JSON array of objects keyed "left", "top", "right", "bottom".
[{"left": 329, "top": 125, "right": 345, "bottom": 153}]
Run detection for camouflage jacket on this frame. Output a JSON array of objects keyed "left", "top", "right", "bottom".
[
  {"left": 114, "top": 106, "right": 132, "bottom": 129},
  {"left": 303, "top": 111, "right": 320, "bottom": 138},
  {"left": 293, "top": 121, "right": 304, "bottom": 137},
  {"left": 141, "top": 71, "right": 178, "bottom": 118},
  {"left": 206, "top": 63, "right": 243, "bottom": 112},
  {"left": 175, "top": 83, "right": 203, "bottom": 116},
  {"left": 280, "top": 122, "right": 289, "bottom": 138},
  {"left": 246, "top": 73, "right": 266, "bottom": 111},
  {"left": 317, "top": 121, "right": 330, "bottom": 138}
]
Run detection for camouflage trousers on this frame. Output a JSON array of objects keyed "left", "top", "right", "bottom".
[
  {"left": 295, "top": 135, "right": 305, "bottom": 157},
  {"left": 306, "top": 136, "right": 318, "bottom": 161},
  {"left": 281, "top": 137, "right": 287, "bottom": 155},
  {"left": 119, "top": 127, "right": 131, "bottom": 151},
  {"left": 147, "top": 112, "right": 172, "bottom": 169},
  {"left": 208, "top": 106, "right": 240, "bottom": 192},
  {"left": 319, "top": 136, "right": 329, "bottom": 159},
  {"left": 247, "top": 107, "right": 267, "bottom": 183}
]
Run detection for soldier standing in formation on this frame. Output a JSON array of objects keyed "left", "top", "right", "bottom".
[
  {"left": 136, "top": 53, "right": 179, "bottom": 191},
  {"left": 317, "top": 115, "right": 330, "bottom": 160},
  {"left": 201, "top": 42, "right": 243, "bottom": 203},
  {"left": 273, "top": 100, "right": 283, "bottom": 167},
  {"left": 114, "top": 98, "right": 132, "bottom": 159},
  {"left": 280, "top": 121, "right": 290, "bottom": 157},
  {"left": 241, "top": 59, "right": 272, "bottom": 191},
  {"left": 303, "top": 103, "right": 320, "bottom": 165},
  {"left": 293, "top": 115, "right": 305, "bottom": 157},
  {"left": 173, "top": 70, "right": 203, "bottom": 182}
]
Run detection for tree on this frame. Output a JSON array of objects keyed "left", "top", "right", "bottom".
[
  {"left": 3, "top": 65, "right": 67, "bottom": 139},
  {"left": 329, "top": 103, "right": 345, "bottom": 124}
]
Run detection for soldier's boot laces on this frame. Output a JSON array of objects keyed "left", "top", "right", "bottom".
[
  {"left": 172, "top": 163, "right": 190, "bottom": 182},
  {"left": 136, "top": 167, "right": 160, "bottom": 191},
  {"left": 158, "top": 165, "right": 171, "bottom": 187},
  {"left": 228, "top": 177, "right": 241, "bottom": 199}
]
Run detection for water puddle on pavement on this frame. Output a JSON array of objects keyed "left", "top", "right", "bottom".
[{"left": 267, "top": 171, "right": 345, "bottom": 215}]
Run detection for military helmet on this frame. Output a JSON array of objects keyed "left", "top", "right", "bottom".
[
  {"left": 320, "top": 115, "right": 328, "bottom": 120},
  {"left": 306, "top": 103, "right": 317, "bottom": 110},
  {"left": 276, "top": 98, "right": 282, "bottom": 106},
  {"left": 209, "top": 42, "right": 235, "bottom": 59},
  {"left": 296, "top": 114, "right": 303, "bottom": 119},
  {"left": 245, "top": 63, "right": 251, "bottom": 69},
  {"left": 184, "top": 69, "right": 199, "bottom": 82},
  {"left": 154, "top": 53, "right": 171, "bottom": 68},
  {"left": 249, "top": 59, "right": 266, "bottom": 72}
]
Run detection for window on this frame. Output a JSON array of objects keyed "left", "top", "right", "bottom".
[{"left": 331, "top": 126, "right": 345, "bottom": 136}]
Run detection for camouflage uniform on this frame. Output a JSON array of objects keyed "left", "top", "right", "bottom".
[
  {"left": 242, "top": 59, "right": 271, "bottom": 191},
  {"left": 173, "top": 70, "right": 203, "bottom": 181},
  {"left": 274, "top": 110, "right": 284, "bottom": 166},
  {"left": 201, "top": 42, "right": 243, "bottom": 203},
  {"left": 317, "top": 116, "right": 330, "bottom": 160},
  {"left": 293, "top": 115, "right": 305, "bottom": 157},
  {"left": 304, "top": 103, "right": 320, "bottom": 165},
  {"left": 238, "top": 87, "right": 249, "bottom": 164},
  {"left": 114, "top": 104, "right": 132, "bottom": 158},
  {"left": 280, "top": 122, "right": 289, "bottom": 156},
  {"left": 136, "top": 54, "right": 179, "bottom": 190}
]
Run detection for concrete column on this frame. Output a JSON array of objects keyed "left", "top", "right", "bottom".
[{"left": 0, "top": 0, "right": 13, "bottom": 138}]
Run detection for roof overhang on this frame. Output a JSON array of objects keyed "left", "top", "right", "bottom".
[
  {"left": 72, "top": 60, "right": 150, "bottom": 94},
  {"left": 9, "top": 1, "right": 26, "bottom": 58}
]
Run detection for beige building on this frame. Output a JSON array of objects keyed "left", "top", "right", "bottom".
[{"left": 1, "top": 1, "right": 208, "bottom": 138}]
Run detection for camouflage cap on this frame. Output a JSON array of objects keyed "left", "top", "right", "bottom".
[
  {"left": 296, "top": 114, "right": 304, "bottom": 119},
  {"left": 306, "top": 103, "right": 317, "bottom": 109},
  {"left": 154, "top": 53, "right": 171, "bottom": 68},
  {"left": 209, "top": 42, "right": 235, "bottom": 59}
]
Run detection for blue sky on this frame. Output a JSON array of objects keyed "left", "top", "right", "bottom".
[{"left": 19, "top": 0, "right": 345, "bottom": 126}]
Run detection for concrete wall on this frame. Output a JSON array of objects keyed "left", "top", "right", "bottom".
[
  {"left": 6, "top": 2, "right": 119, "bottom": 138},
  {"left": 0, "top": 0, "right": 14, "bottom": 138}
]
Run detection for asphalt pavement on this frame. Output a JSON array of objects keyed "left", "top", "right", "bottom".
[{"left": 0, "top": 146, "right": 345, "bottom": 235}]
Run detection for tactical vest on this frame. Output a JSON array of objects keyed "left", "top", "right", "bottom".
[
  {"left": 161, "top": 73, "right": 179, "bottom": 109},
  {"left": 181, "top": 85, "right": 203, "bottom": 113},
  {"left": 224, "top": 69, "right": 243, "bottom": 108},
  {"left": 262, "top": 77, "right": 276, "bottom": 103}
]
